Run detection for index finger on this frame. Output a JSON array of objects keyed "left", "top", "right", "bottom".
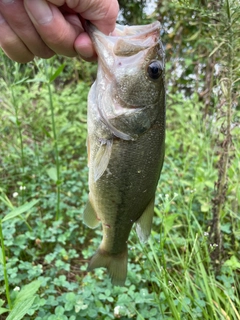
[
  {"left": 48, "top": 0, "right": 119, "bottom": 34},
  {"left": 24, "top": 0, "right": 83, "bottom": 57}
]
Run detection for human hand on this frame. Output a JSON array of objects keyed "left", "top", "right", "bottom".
[{"left": 0, "top": 0, "right": 119, "bottom": 63}]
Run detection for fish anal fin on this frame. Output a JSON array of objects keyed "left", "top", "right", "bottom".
[
  {"left": 88, "top": 247, "right": 128, "bottom": 286},
  {"left": 83, "top": 197, "right": 100, "bottom": 229},
  {"left": 93, "top": 139, "right": 113, "bottom": 182},
  {"left": 135, "top": 197, "right": 155, "bottom": 243}
]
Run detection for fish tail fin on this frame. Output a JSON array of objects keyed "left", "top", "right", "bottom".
[{"left": 87, "top": 247, "right": 128, "bottom": 286}]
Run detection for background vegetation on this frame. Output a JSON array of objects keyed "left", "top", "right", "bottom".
[{"left": 0, "top": 0, "right": 239, "bottom": 319}]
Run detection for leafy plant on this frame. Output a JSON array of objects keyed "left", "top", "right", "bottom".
[
  {"left": 0, "top": 196, "right": 39, "bottom": 319},
  {"left": 0, "top": 0, "right": 239, "bottom": 319}
]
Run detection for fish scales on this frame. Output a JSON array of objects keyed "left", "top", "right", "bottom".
[{"left": 84, "top": 21, "right": 165, "bottom": 285}]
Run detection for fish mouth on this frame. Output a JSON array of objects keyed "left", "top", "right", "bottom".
[
  {"left": 85, "top": 21, "right": 161, "bottom": 59},
  {"left": 110, "top": 21, "right": 161, "bottom": 39},
  {"left": 85, "top": 20, "right": 161, "bottom": 38}
]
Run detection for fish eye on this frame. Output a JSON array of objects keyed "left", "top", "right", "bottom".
[{"left": 147, "top": 60, "right": 163, "bottom": 80}]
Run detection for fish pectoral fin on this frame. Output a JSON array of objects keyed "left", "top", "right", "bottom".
[
  {"left": 83, "top": 197, "right": 100, "bottom": 229},
  {"left": 135, "top": 197, "right": 155, "bottom": 243},
  {"left": 88, "top": 247, "right": 128, "bottom": 286},
  {"left": 93, "top": 139, "right": 113, "bottom": 182}
]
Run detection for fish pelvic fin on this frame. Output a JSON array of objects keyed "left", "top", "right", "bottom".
[
  {"left": 88, "top": 247, "right": 128, "bottom": 286},
  {"left": 93, "top": 138, "right": 113, "bottom": 182},
  {"left": 135, "top": 197, "right": 155, "bottom": 243},
  {"left": 83, "top": 197, "right": 100, "bottom": 228}
]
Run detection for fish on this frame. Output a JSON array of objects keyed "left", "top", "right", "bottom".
[{"left": 83, "top": 21, "right": 165, "bottom": 286}]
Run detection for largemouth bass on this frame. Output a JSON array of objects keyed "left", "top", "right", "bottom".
[{"left": 84, "top": 21, "right": 165, "bottom": 286}]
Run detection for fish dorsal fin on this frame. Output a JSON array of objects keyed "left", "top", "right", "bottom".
[
  {"left": 83, "top": 197, "right": 100, "bottom": 229},
  {"left": 135, "top": 197, "right": 155, "bottom": 243},
  {"left": 93, "top": 139, "right": 113, "bottom": 182}
]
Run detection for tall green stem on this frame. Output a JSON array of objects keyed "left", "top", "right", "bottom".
[
  {"left": 11, "top": 88, "right": 25, "bottom": 204},
  {"left": 11, "top": 89, "right": 25, "bottom": 171},
  {"left": 0, "top": 221, "right": 12, "bottom": 310},
  {"left": 1, "top": 58, "right": 25, "bottom": 203},
  {"left": 44, "top": 61, "right": 61, "bottom": 220}
]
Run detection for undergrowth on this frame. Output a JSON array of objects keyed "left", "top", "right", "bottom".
[{"left": 0, "top": 0, "right": 239, "bottom": 319}]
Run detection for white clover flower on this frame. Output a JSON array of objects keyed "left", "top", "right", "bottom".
[
  {"left": 13, "top": 286, "right": 20, "bottom": 292},
  {"left": 13, "top": 192, "right": 18, "bottom": 198},
  {"left": 114, "top": 306, "right": 127, "bottom": 317},
  {"left": 114, "top": 306, "right": 121, "bottom": 316}
]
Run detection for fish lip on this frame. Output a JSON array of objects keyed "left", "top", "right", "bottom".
[
  {"left": 111, "top": 21, "right": 161, "bottom": 38},
  {"left": 85, "top": 20, "right": 161, "bottom": 40}
]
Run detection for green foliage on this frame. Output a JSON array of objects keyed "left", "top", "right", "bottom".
[
  {"left": 6, "top": 280, "right": 41, "bottom": 320},
  {"left": 0, "top": 196, "right": 40, "bottom": 319},
  {"left": 0, "top": 0, "right": 239, "bottom": 319},
  {"left": 118, "top": 0, "right": 151, "bottom": 24}
]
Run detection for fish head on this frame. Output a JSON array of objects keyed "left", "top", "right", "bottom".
[{"left": 86, "top": 21, "right": 165, "bottom": 109}]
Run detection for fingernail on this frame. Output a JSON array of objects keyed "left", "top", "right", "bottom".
[
  {"left": 1, "top": 0, "right": 15, "bottom": 4},
  {"left": 24, "top": 0, "right": 53, "bottom": 25},
  {"left": 0, "top": 12, "right": 5, "bottom": 24}
]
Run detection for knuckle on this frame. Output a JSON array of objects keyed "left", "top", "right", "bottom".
[
  {"left": 44, "top": 26, "right": 76, "bottom": 56},
  {"left": 0, "top": 36, "right": 34, "bottom": 63},
  {"left": 47, "top": 27, "right": 69, "bottom": 46},
  {"left": 0, "top": 33, "right": 18, "bottom": 48}
]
